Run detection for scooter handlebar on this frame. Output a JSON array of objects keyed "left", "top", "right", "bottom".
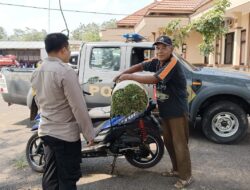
[{"left": 83, "top": 90, "right": 91, "bottom": 95}]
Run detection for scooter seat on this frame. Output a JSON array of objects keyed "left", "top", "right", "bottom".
[{"left": 88, "top": 106, "right": 110, "bottom": 119}]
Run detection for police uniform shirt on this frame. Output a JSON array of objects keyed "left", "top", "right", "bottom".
[
  {"left": 31, "top": 57, "right": 95, "bottom": 142},
  {"left": 141, "top": 55, "right": 188, "bottom": 118}
]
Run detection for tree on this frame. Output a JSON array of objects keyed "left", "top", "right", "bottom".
[
  {"left": 0, "top": 26, "right": 7, "bottom": 40},
  {"left": 71, "top": 19, "right": 117, "bottom": 42},
  {"left": 192, "top": 0, "right": 231, "bottom": 56},
  {"left": 101, "top": 19, "right": 117, "bottom": 30},
  {"left": 9, "top": 28, "right": 47, "bottom": 41},
  {"left": 162, "top": 19, "right": 191, "bottom": 48},
  {"left": 71, "top": 23, "right": 100, "bottom": 42}
]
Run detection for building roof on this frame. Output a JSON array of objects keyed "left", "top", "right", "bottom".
[
  {"left": 194, "top": 0, "right": 212, "bottom": 10},
  {"left": 148, "top": 0, "right": 203, "bottom": 13},
  {"left": 0, "top": 41, "right": 82, "bottom": 49},
  {"left": 0, "top": 41, "right": 44, "bottom": 49},
  {"left": 117, "top": 0, "right": 211, "bottom": 27},
  {"left": 117, "top": 1, "right": 158, "bottom": 27}
]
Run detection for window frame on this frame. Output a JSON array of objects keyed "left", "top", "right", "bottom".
[
  {"left": 130, "top": 47, "right": 155, "bottom": 67},
  {"left": 89, "top": 46, "right": 121, "bottom": 71}
]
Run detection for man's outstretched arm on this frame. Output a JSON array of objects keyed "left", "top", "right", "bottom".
[
  {"left": 119, "top": 74, "right": 159, "bottom": 84},
  {"left": 113, "top": 63, "right": 143, "bottom": 82}
]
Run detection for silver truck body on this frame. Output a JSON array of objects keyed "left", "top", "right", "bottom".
[
  {"left": 78, "top": 42, "right": 155, "bottom": 108},
  {"left": 0, "top": 42, "right": 155, "bottom": 109},
  {"left": 0, "top": 68, "right": 33, "bottom": 106}
]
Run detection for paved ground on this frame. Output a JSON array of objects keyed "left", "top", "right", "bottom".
[{"left": 0, "top": 96, "right": 250, "bottom": 190}]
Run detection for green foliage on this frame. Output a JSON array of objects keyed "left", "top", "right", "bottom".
[
  {"left": 0, "top": 26, "right": 7, "bottom": 40},
  {"left": 71, "top": 23, "right": 100, "bottom": 42},
  {"left": 101, "top": 19, "right": 117, "bottom": 30},
  {"left": 9, "top": 27, "right": 47, "bottom": 41},
  {"left": 1, "top": 19, "right": 117, "bottom": 42},
  {"left": 111, "top": 84, "right": 148, "bottom": 116},
  {"left": 71, "top": 19, "right": 117, "bottom": 42},
  {"left": 192, "top": 0, "right": 231, "bottom": 56},
  {"left": 163, "top": 19, "right": 191, "bottom": 48},
  {"left": 163, "top": 0, "right": 230, "bottom": 56}
]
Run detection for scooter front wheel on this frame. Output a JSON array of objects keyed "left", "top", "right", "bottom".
[
  {"left": 26, "top": 132, "right": 45, "bottom": 173},
  {"left": 125, "top": 131, "right": 164, "bottom": 168}
]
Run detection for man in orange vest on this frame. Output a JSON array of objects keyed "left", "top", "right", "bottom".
[{"left": 114, "top": 35, "right": 192, "bottom": 189}]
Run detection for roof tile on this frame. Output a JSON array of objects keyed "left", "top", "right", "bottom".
[{"left": 117, "top": 0, "right": 210, "bottom": 26}]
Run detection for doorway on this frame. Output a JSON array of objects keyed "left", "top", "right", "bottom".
[{"left": 224, "top": 32, "right": 234, "bottom": 65}]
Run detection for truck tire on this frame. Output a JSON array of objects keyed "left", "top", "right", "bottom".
[{"left": 202, "top": 101, "right": 248, "bottom": 144}]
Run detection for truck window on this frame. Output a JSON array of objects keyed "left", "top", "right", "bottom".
[
  {"left": 130, "top": 47, "right": 155, "bottom": 66},
  {"left": 69, "top": 55, "right": 78, "bottom": 65},
  {"left": 90, "top": 47, "right": 121, "bottom": 71}
]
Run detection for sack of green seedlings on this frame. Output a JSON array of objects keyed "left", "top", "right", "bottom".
[{"left": 111, "top": 80, "right": 149, "bottom": 116}]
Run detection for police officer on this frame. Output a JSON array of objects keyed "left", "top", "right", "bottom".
[
  {"left": 114, "top": 35, "right": 192, "bottom": 189},
  {"left": 31, "top": 33, "right": 95, "bottom": 190}
]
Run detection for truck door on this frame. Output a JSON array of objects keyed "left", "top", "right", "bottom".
[
  {"left": 82, "top": 45, "right": 126, "bottom": 108},
  {"left": 125, "top": 46, "right": 155, "bottom": 99}
]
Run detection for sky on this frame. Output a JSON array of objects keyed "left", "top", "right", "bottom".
[{"left": 0, "top": 0, "right": 154, "bottom": 35}]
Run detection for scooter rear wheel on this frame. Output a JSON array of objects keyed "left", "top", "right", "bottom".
[
  {"left": 125, "top": 131, "right": 164, "bottom": 168},
  {"left": 26, "top": 132, "right": 45, "bottom": 173}
]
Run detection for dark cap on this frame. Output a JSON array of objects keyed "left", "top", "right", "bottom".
[{"left": 153, "top": 35, "right": 172, "bottom": 46}]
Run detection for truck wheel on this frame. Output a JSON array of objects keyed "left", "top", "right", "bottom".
[{"left": 202, "top": 101, "right": 248, "bottom": 144}]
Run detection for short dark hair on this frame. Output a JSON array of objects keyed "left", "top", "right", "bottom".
[{"left": 45, "top": 33, "right": 69, "bottom": 53}]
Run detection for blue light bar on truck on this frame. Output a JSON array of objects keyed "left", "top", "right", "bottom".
[{"left": 123, "top": 33, "right": 145, "bottom": 42}]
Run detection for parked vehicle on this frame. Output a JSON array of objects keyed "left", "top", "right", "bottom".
[
  {"left": 1, "top": 41, "right": 250, "bottom": 143},
  {"left": 0, "top": 55, "right": 19, "bottom": 69},
  {"left": 0, "top": 52, "right": 79, "bottom": 107},
  {"left": 26, "top": 97, "right": 164, "bottom": 173}
]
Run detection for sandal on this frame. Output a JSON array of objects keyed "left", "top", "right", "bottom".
[
  {"left": 161, "top": 169, "right": 179, "bottom": 177},
  {"left": 174, "top": 176, "right": 193, "bottom": 189}
]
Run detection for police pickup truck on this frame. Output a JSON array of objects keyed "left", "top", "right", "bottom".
[{"left": 1, "top": 41, "right": 250, "bottom": 144}]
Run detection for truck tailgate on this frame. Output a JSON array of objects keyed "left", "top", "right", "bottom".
[{"left": 0, "top": 68, "right": 34, "bottom": 106}]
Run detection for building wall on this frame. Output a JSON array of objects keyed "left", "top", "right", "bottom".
[
  {"left": 247, "top": 14, "right": 250, "bottom": 66},
  {"left": 229, "top": 0, "right": 250, "bottom": 10},
  {"left": 40, "top": 48, "right": 47, "bottom": 60},
  {"left": 100, "top": 28, "right": 134, "bottom": 41},
  {"left": 0, "top": 49, "right": 40, "bottom": 65},
  {"left": 191, "top": 0, "right": 250, "bottom": 66},
  {"left": 240, "top": 13, "right": 249, "bottom": 66},
  {"left": 135, "top": 16, "right": 190, "bottom": 41},
  {"left": 191, "top": 0, "right": 214, "bottom": 20},
  {"left": 192, "top": 0, "right": 250, "bottom": 20},
  {"left": 222, "top": 12, "right": 250, "bottom": 66},
  {"left": 134, "top": 17, "right": 204, "bottom": 64},
  {"left": 185, "top": 31, "right": 204, "bottom": 64},
  {"left": 241, "top": 13, "right": 248, "bottom": 28},
  {"left": 225, "top": 1, "right": 250, "bottom": 66},
  {"left": 101, "top": 1, "right": 250, "bottom": 67}
]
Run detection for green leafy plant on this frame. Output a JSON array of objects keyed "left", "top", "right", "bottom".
[
  {"left": 163, "top": 19, "right": 191, "bottom": 48},
  {"left": 162, "top": 0, "right": 230, "bottom": 58},
  {"left": 192, "top": 0, "right": 231, "bottom": 56},
  {"left": 111, "top": 84, "right": 148, "bottom": 116}
]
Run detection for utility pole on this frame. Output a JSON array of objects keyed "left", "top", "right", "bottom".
[{"left": 48, "top": 0, "right": 50, "bottom": 33}]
